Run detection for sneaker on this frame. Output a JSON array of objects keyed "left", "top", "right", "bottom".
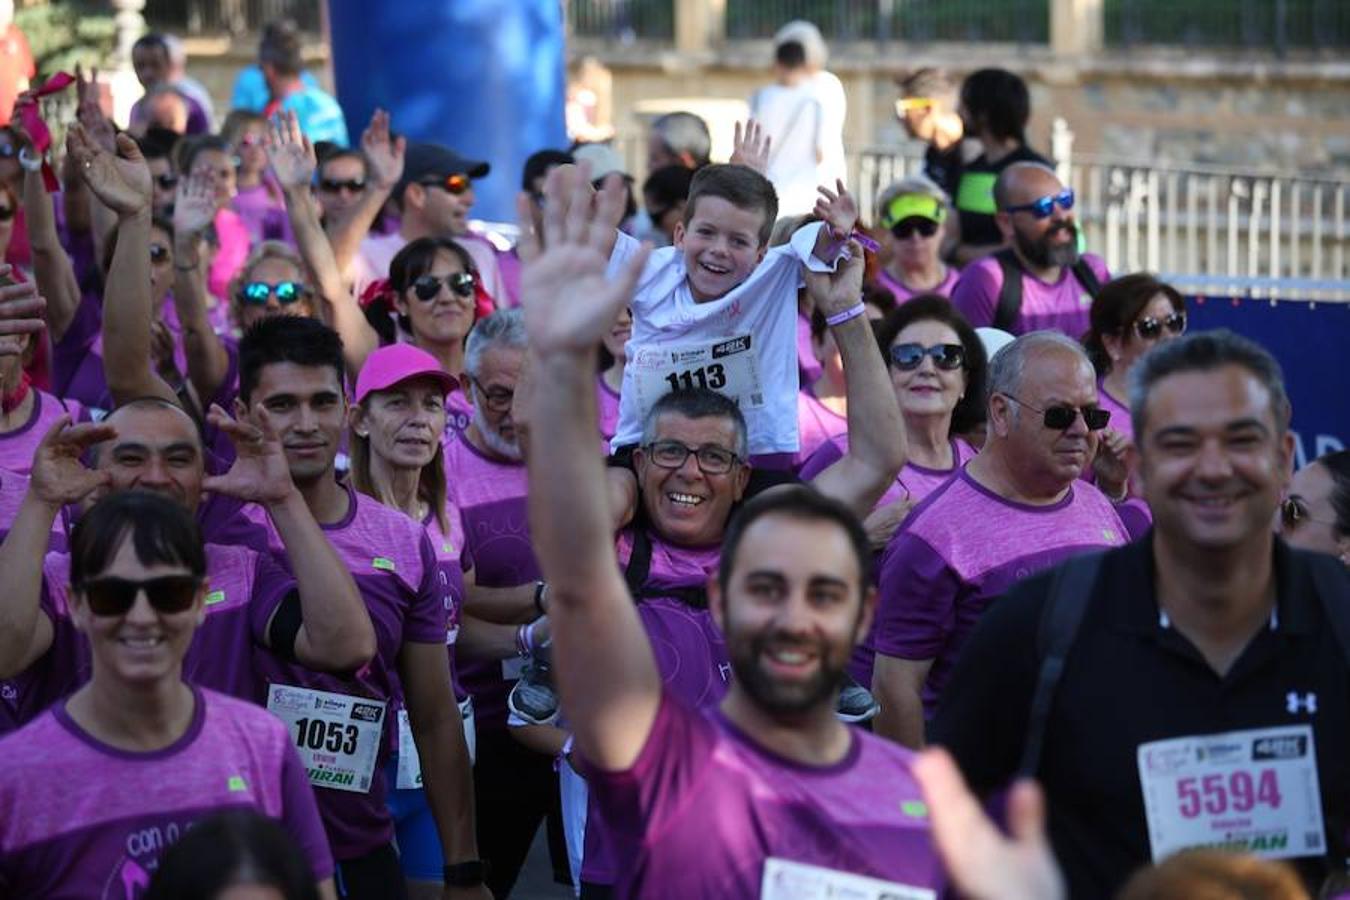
[
  {"left": 508, "top": 657, "right": 560, "bottom": 726},
  {"left": 835, "top": 674, "right": 880, "bottom": 723}
]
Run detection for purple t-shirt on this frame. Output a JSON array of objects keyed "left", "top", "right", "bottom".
[
  {"left": 596, "top": 375, "right": 621, "bottom": 444},
  {"left": 582, "top": 691, "right": 945, "bottom": 898},
  {"left": 0, "top": 467, "right": 67, "bottom": 551},
  {"left": 800, "top": 435, "right": 976, "bottom": 510},
  {"left": 950, "top": 253, "right": 1110, "bottom": 337},
  {"left": 443, "top": 434, "right": 538, "bottom": 732},
  {"left": 792, "top": 391, "right": 846, "bottom": 471},
  {"left": 0, "top": 686, "right": 332, "bottom": 896},
  {"left": 1097, "top": 376, "right": 1134, "bottom": 446},
  {"left": 869, "top": 468, "right": 1127, "bottom": 711},
  {"left": 441, "top": 387, "right": 474, "bottom": 447},
  {"left": 796, "top": 310, "right": 822, "bottom": 388},
  {"left": 51, "top": 287, "right": 112, "bottom": 413},
  {"left": 249, "top": 484, "right": 447, "bottom": 860},
  {"left": 232, "top": 183, "right": 294, "bottom": 246},
  {"left": 0, "top": 564, "right": 86, "bottom": 737},
  {"left": 876, "top": 266, "right": 961, "bottom": 303},
  {"left": 424, "top": 502, "right": 469, "bottom": 702},
  {"left": 0, "top": 390, "right": 87, "bottom": 474}
]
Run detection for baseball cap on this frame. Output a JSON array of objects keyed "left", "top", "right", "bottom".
[
  {"left": 398, "top": 142, "right": 490, "bottom": 196},
  {"left": 572, "top": 143, "right": 631, "bottom": 183},
  {"left": 522, "top": 149, "right": 574, "bottom": 191},
  {"left": 353, "top": 343, "right": 458, "bottom": 406},
  {"left": 880, "top": 193, "right": 947, "bottom": 230}
]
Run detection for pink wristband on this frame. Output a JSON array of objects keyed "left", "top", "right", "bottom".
[{"left": 825, "top": 302, "right": 867, "bottom": 327}]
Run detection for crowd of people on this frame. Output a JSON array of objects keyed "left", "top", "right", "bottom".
[{"left": 0, "top": 15, "right": 1345, "bottom": 900}]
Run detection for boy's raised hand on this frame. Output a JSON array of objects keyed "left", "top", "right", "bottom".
[
  {"left": 814, "top": 179, "right": 859, "bottom": 239},
  {"left": 729, "top": 119, "right": 771, "bottom": 175}
]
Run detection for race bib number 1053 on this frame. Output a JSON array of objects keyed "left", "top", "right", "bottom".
[{"left": 267, "top": 684, "right": 386, "bottom": 794}]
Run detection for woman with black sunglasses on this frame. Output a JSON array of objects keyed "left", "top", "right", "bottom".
[
  {"left": 873, "top": 175, "right": 960, "bottom": 303},
  {"left": 0, "top": 490, "right": 339, "bottom": 899},
  {"left": 1279, "top": 450, "right": 1350, "bottom": 566}
]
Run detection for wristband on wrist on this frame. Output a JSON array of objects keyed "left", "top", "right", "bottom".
[
  {"left": 17, "top": 147, "right": 42, "bottom": 173},
  {"left": 825, "top": 302, "right": 867, "bottom": 327},
  {"left": 533, "top": 580, "right": 548, "bottom": 616}
]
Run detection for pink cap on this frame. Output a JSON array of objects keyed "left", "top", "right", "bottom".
[{"left": 353, "top": 343, "right": 458, "bottom": 406}]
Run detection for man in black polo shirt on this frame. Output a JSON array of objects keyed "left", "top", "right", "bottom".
[{"left": 930, "top": 329, "right": 1350, "bottom": 899}]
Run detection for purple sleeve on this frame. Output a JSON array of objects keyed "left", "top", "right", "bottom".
[
  {"left": 797, "top": 437, "right": 845, "bottom": 483},
  {"left": 248, "top": 549, "right": 299, "bottom": 646},
  {"left": 581, "top": 691, "right": 715, "bottom": 841},
  {"left": 1088, "top": 254, "right": 1112, "bottom": 285},
  {"left": 1115, "top": 497, "right": 1152, "bottom": 541},
  {"left": 279, "top": 738, "right": 336, "bottom": 879},
  {"left": 405, "top": 532, "right": 449, "bottom": 644},
  {"left": 873, "top": 533, "right": 963, "bottom": 660},
  {"left": 949, "top": 261, "right": 1002, "bottom": 329}
]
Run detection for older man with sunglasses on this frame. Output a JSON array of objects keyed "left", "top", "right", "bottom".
[
  {"left": 871, "top": 331, "right": 1127, "bottom": 749},
  {"left": 951, "top": 162, "right": 1111, "bottom": 338}
]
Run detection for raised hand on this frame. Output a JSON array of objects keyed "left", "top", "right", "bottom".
[
  {"left": 913, "top": 748, "right": 1066, "bottom": 900},
  {"left": 66, "top": 124, "right": 151, "bottom": 218},
  {"left": 172, "top": 173, "right": 218, "bottom": 237},
  {"left": 1091, "top": 427, "right": 1131, "bottom": 500},
  {"left": 73, "top": 64, "right": 116, "bottom": 154},
  {"left": 266, "top": 110, "right": 317, "bottom": 192},
  {"left": 27, "top": 416, "right": 116, "bottom": 509},
  {"left": 0, "top": 271, "right": 48, "bottom": 341},
  {"left": 516, "top": 163, "right": 650, "bottom": 355},
  {"left": 803, "top": 237, "right": 865, "bottom": 318},
  {"left": 729, "top": 119, "right": 771, "bottom": 174},
  {"left": 201, "top": 404, "right": 298, "bottom": 505},
  {"left": 813, "top": 179, "right": 860, "bottom": 238},
  {"left": 361, "top": 108, "right": 405, "bottom": 191}
]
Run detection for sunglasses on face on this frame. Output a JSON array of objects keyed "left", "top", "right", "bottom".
[
  {"left": 1002, "top": 393, "right": 1110, "bottom": 431},
  {"left": 890, "top": 218, "right": 940, "bottom": 240},
  {"left": 238, "top": 281, "right": 305, "bottom": 306},
  {"left": 155, "top": 174, "right": 179, "bottom": 190},
  {"left": 471, "top": 377, "right": 514, "bottom": 413},
  {"left": 320, "top": 177, "right": 366, "bottom": 194},
  {"left": 412, "top": 271, "right": 476, "bottom": 302},
  {"left": 1005, "top": 188, "right": 1075, "bottom": 219},
  {"left": 0, "top": 206, "right": 14, "bottom": 222},
  {"left": 890, "top": 342, "right": 965, "bottom": 371},
  {"left": 421, "top": 173, "right": 471, "bottom": 195},
  {"left": 1280, "top": 497, "right": 1336, "bottom": 532},
  {"left": 75, "top": 574, "right": 202, "bottom": 617},
  {"left": 644, "top": 439, "right": 741, "bottom": 476},
  {"left": 149, "top": 243, "right": 170, "bottom": 265},
  {"left": 1132, "top": 311, "right": 1187, "bottom": 341}
]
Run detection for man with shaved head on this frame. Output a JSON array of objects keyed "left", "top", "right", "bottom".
[{"left": 951, "top": 162, "right": 1111, "bottom": 337}]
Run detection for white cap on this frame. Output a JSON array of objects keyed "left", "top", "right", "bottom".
[
  {"left": 572, "top": 143, "right": 629, "bottom": 183},
  {"left": 976, "top": 327, "right": 1016, "bottom": 361}
]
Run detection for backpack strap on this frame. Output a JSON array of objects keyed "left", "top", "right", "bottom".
[
  {"left": 622, "top": 525, "right": 655, "bottom": 601},
  {"left": 992, "top": 248, "right": 1024, "bottom": 332},
  {"left": 1017, "top": 551, "right": 1106, "bottom": 777},
  {"left": 1069, "top": 257, "right": 1103, "bottom": 300}
]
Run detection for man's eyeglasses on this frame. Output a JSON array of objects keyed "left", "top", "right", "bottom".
[
  {"left": 421, "top": 173, "right": 472, "bottom": 196},
  {"left": 412, "top": 272, "right": 475, "bottom": 302},
  {"left": 1133, "top": 312, "right": 1187, "bottom": 341},
  {"left": 1005, "top": 188, "right": 1075, "bottom": 220},
  {"left": 1001, "top": 394, "right": 1110, "bottom": 431},
  {"left": 471, "top": 378, "right": 514, "bottom": 413},
  {"left": 74, "top": 575, "right": 202, "bottom": 617},
  {"left": 238, "top": 281, "right": 306, "bottom": 306},
  {"left": 319, "top": 177, "right": 366, "bottom": 194},
  {"left": 643, "top": 440, "right": 742, "bottom": 476},
  {"left": 890, "top": 342, "right": 965, "bottom": 371},
  {"left": 1280, "top": 497, "right": 1336, "bottom": 532},
  {"left": 890, "top": 219, "right": 940, "bottom": 240}
]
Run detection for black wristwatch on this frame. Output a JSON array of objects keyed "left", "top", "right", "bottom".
[{"left": 443, "top": 859, "right": 488, "bottom": 887}]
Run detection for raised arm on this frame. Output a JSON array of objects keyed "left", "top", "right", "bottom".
[
  {"left": 203, "top": 404, "right": 376, "bottom": 670},
  {"left": 170, "top": 173, "right": 232, "bottom": 402},
  {"left": 12, "top": 116, "right": 81, "bottom": 343},
  {"left": 810, "top": 180, "right": 860, "bottom": 262},
  {"left": 325, "top": 108, "right": 405, "bottom": 274},
  {"left": 520, "top": 164, "right": 657, "bottom": 772},
  {"left": 803, "top": 242, "right": 907, "bottom": 516},
  {"left": 67, "top": 125, "right": 176, "bottom": 406},
  {"left": 268, "top": 111, "right": 379, "bottom": 378}
]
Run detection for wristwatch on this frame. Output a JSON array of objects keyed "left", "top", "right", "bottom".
[{"left": 443, "top": 860, "right": 488, "bottom": 887}]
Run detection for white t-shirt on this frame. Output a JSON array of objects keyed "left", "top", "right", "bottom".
[
  {"left": 808, "top": 70, "right": 848, "bottom": 189},
  {"left": 608, "top": 222, "right": 834, "bottom": 455},
  {"left": 749, "top": 83, "right": 824, "bottom": 218}
]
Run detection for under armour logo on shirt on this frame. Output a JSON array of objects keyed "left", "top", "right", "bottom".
[{"left": 1286, "top": 691, "right": 1317, "bottom": 715}]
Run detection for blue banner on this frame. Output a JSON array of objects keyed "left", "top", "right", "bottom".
[{"left": 1187, "top": 295, "right": 1349, "bottom": 467}]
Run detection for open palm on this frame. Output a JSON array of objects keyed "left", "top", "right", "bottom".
[
  {"left": 29, "top": 417, "right": 116, "bottom": 507},
  {"left": 266, "top": 110, "right": 316, "bottom": 191},
  {"left": 68, "top": 126, "right": 151, "bottom": 217},
  {"left": 361, "top": 108, "right": 405, "bottom": 190},
  {"left": 173, "top": 174, "right": 218, "bottom": 237},
  {"left": 201, "top": 405, "right": 297, "bottom": 504}
]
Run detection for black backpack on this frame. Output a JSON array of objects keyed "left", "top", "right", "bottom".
[
  {"left": 993, "top": 248, "right": 1103, "bottom": 333},
  {"left": 622, "top": 522, "right": 710, "bottom": 610}
]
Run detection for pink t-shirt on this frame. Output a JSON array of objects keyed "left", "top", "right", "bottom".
[
  {"left": 231, "top": 182, "right": 294, "bottom": 247},
  {"left": 581, "top": 691, "right": 945, "bottom": 898},
  {"left": 869, "top": 468, "right": 1127, "bottom": 710},
  {"left": 208, "top": 208, "right": 253, "bottom": 303},
  {"left": 0, "top": 390, "right": 87, "bottom": 474},
  {"left": 796, "top": 310, "right": 822, "bottom": 388},
  {"left": 0, "top": 467, "right": 66, "bottom": 552},
  {"left": 792, "top": 391, "right": 846, "bottom": 471},
  {"left": 799, "top": 434, "right": 976, "bottom": 510},
  {"left": 1097, "top": 376, "right": 1134, "bottom": 446},
  {"left": 596, "top": 375, "right": 622, "bottom": 444},
  {"left": 423, "top": 502, "right": 469, "bottom": 702},
  {"left": 442, "top": 387, "right": 474, "bottom": 446},
  {"left": 0, "top": 687, "right": 332, "bottom": 896},
  {"left": 950, "top": 253, "right": 1110, "bottom": 337},
  {"left": 875, "top": 265, "right": 961, "bottom": 303}
]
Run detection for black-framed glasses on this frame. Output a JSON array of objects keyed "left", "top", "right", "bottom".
[
  {"left": 1002, "top": 393, "right": 1110, "bottom": 431},
  {"left": 155, "top": 173, "right": 179, "bottom": 190},
  {"left": 890, "top": 219, "right": 940, "bottom": 240},
  {"left": 75, "top": 575, "right": 202, "bottom": 617},
  {"left": 1005, "top": 188, "right": 1075, "bottom": 219},
  {"left": 471, "top": 377, "right": 514, "bottom": 413},
  {"left": 150, "top": 243, "right": 170, "bottom": 265},
  {"left": 239, "top": 280, "right": 306, "bottom": 306},
  {"left": 1280, "top": 497, "right": 1336, "bottom": 532},
  {"left": 412, "top": 272, "right": 475, "bottom": 302},
  {"left": 890, "top": 342, "right": 965, "bottom": 371},
  {"left": 0, "top": 206, "right": 15, "bottom": 222},
  {"left": 319, "top": 177, "right": 366, "bottom": 194},
  {"left": 422, "top": 173, "right": 471, "bottom": 195},
  {"left": 643, "top": 439, "right": 742, "bottom": 475},
  {"left": 1133, "top": 312, "right": 1187, "bottom": 341}
]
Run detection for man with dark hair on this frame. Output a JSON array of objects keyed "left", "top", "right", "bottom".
[
  {"left": 749, "top": 39, "right": 826, "bottom": 216},
  {"left": 951, "top": 162, "right": 1110, "bottom": 338},
  {"left": 259, "top": 19, "right": 348, "bottom": 146},
  {"left": 641, "top": 165, "right": 694, "bottom": 245},
  {"left": 516, "top": 162, "right": 944, "bottom": 898},
  {"left": 647, "top": 111, "right": 712, "bottom": 171},
  {"left": 894, "top": 67, "right": 968, "bottom": 200},
  {"left": 931, "top": 329, "right": 1350, "bottom": 898},
  {"left": 129, "top": 33, "right": 209, "bottom": 135},
  {"left": 235, "top": 316, "right": 488, "bottom": 899},
  {"left": 314, "top": 147, "right": 371, "bottom": 225}
]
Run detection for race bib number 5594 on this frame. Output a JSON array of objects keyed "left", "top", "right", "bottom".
[{"left": 1136, "top": 725, "right": 1325, "bottom": 861}]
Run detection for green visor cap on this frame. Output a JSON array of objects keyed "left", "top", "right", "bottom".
[{"left": 881, "top": 193, "right": 947, "bottom": 229}]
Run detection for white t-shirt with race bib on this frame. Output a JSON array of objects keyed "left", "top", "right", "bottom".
[{"left": 608, "top": 222, "right": 833, "bottom": 456}]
